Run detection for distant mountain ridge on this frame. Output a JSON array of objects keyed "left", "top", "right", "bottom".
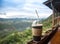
[
  {"left": 0, "top": 17, "right": 44, "bottom": 20},
  {"left": 0, "top": 17, "right": 46, "bottom": 31}
]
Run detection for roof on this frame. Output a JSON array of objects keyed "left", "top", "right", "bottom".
[
  {"left": 43, "top": 0, "right": 52, "bottom": 9},
  {"left": 43, "top": 0, "right": 60, "bottom": 12}
]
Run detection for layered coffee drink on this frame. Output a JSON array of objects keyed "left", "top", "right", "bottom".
[{"left": 32, "top": 20, "right": 43, "bottom": 41}]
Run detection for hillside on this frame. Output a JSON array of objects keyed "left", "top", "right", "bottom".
[
  {"left": 0, "top": 16, "right": 52, "bottom": 44},
  {"left": 0, "top": 18, "right": 33, "bottom": 31},
  {"left": 42, "top": 15, "right": 52, "bottom": 28},
  {"left": 0, "top": 18, "right": 45, "bottom": 31}
]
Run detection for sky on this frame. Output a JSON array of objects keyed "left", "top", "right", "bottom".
[{"left": 0, "top": 0, "right": 52, "bottom": 18}]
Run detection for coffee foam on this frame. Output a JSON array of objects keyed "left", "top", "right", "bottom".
[
  {"left": 32, "top": 24, "right": 43, "bottom": 27},
  {"left": 32, "top": 20, "right": 43, "bottom": 27}
]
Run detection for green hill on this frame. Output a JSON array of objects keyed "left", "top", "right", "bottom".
[{"left": 0, "top": 16, "right": 52, "bottom": 44}]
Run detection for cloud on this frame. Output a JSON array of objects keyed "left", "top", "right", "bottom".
[
  {"left": 0, "top": 0, "right": 52, "bottom": 18},
  {"left": 0, "top": 15, "right": 7, "bottom": 18},
  {"left": 1, "top": 9, "right": 52, "bottom": 18},
  {"left": 25, "top": 0, "right": 46, "bottom": 3},
  {"left": 2, "top": 10, "right": 33, "bottom": 18}
]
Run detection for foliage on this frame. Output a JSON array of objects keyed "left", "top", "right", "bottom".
[
  {"left": 0, "top": 29, "right": 32, "bottom": 44},
  {"left": 0, "top": 15, "right": 52, "bottom": 44}
]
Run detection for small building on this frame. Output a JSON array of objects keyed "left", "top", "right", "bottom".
[
  {"left": 44, "top": 0, "right": 60, "bottom": 44},
  {"left": 44, "top": 0, "right": 60, "bottom": 26}
]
